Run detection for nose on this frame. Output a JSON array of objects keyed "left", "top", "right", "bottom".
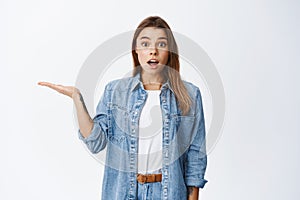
[{"left": 149, "top": 47, "right": 157, "bottom": 55}]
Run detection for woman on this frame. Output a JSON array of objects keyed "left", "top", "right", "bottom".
[{"left": 38, "top": 16, "right": 208, "bottom": 200}]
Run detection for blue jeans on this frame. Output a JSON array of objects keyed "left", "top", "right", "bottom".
[{"left": 137, "top": 182, "right": 162, "bottom": 200}]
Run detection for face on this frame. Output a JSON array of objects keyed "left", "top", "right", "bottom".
[{"left": 135, "top": 27, "right": 169, "bottom": 77}]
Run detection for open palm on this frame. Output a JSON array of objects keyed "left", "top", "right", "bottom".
[{"left": 38, "top": 82, "right": 79, "bottom": 98}]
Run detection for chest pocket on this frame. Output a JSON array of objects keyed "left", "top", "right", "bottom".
[
  {"left": 172, "top": 115, "right": 196, "bottom": 156},
  {"left": 110, "top": 105, "right": 130, "bottom": 145}
]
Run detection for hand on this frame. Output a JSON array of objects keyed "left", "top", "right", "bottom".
[{"left": 38, "top": 81, "right": 80, "bottom": 99}]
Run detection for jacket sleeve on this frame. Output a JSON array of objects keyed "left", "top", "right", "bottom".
[
  {"left": 184, "top": 88, "right": 208, "bottom": 188},
  {"left": 78, "top": 84, "right": 110, "bottom": 154}
]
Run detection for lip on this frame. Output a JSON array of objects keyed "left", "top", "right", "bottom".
[{"left": 147, "top": 58, "right": 159, "bottom": 63}]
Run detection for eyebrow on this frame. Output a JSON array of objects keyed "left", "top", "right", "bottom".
[{"left": 139, "top": 36, "right": 168, "bottom": 40}]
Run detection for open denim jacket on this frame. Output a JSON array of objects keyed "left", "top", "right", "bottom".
[{"left": 78, "top": 72, "right": 208, "bottom": 199}]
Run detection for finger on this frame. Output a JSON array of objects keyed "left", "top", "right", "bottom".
[
  {"left": 38, "top": 82, "right": 63, "bottom": 92},
  {"left": 38, "top": 81, "right": 54, "bottom": 87}
]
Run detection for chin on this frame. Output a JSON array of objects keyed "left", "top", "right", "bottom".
[{"left": 143, "top": 66, "right": 165, "bottom": 74}]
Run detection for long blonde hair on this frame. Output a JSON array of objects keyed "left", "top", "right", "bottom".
[{"left": 131, "top": 16, "right": 192, "bottom": 115}]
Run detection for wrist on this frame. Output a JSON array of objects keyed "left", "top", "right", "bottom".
[{"left": 72, "top": 90, "right": 81, "bottom": 100}]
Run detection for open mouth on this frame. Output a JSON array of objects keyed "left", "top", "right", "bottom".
[{"left": 147, "top": 59, "right": 159, "bottom": 67}]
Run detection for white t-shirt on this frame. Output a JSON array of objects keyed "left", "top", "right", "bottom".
[{"left": 138, "top": 90, "right": 162, "bottom": 174}]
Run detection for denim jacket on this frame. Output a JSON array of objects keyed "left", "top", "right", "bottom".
[{"left": 78, "top": 72, "right": 208, "bottom": 200}]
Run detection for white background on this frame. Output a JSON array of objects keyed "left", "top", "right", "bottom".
[{"left": 1, "top": 0, "right": 300, "bottom": 199}]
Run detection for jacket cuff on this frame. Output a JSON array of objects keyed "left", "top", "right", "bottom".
[
  {"left": 78, "top": 122, "right": 101, "bottom": 143},
  {"left": 185, "top": 177, "right": 208, "bottom": 188}
]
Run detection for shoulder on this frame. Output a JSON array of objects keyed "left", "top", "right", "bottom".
[
  {"left": 104, "top": 76, "right": 137, "bottom": 92},
  {"left": 182, "top": 80, "right": 202, "bottom": 97},
  {"left": 182, "top": 80, "right": 205, "bottom": 112}
]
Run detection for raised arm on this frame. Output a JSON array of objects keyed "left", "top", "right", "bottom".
[{"left": 37, "top": 82, "right": 93, "bottom": 138}]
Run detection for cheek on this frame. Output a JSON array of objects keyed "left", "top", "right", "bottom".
[
  {"left": 137, "top": 50, "right": 148, "bottom": 62},
  {"left": 160, "top": 51, "right": 169, "bottom": 63}
]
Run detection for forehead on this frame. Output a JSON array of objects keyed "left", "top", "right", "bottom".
[{"left": 137, "top": 27, "right": 167, "bottom": 40}]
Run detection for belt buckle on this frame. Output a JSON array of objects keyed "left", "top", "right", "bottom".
[{"left": 138, "top": 174, "right": 147, "bottom": 184}]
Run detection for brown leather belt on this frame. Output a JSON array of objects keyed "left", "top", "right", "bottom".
[{"left": 137, "top": 173, "right": 162, "bottom": 184}]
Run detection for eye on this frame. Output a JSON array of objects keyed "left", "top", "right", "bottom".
[
  {"left": 158, "top": 41, "right": 167, "bottom": 48},
  {"left": 141, "top": 41, "right": 149, "bottom": 47}
]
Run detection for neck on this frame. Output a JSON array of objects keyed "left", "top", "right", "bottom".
[{"left": 141, "top": 72, "right": 164, "bottom": 90}]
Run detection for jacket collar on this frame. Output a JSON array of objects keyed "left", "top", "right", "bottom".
[{"left": 130, "top": 72, "right": 174, "bottom": 93}]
